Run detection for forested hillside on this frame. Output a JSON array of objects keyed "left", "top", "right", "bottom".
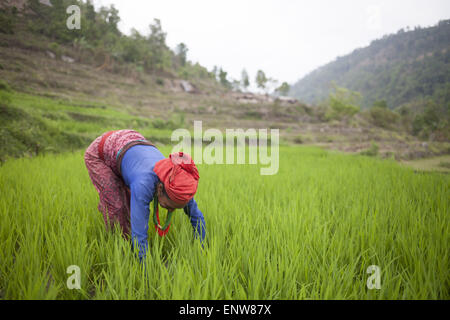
[
  {"left": 0, "top": 0, "right": 214, "bottom": 80},
  {"left": 290, "top": 20, "right": 450, "bottom": 110},
  {"left": 0, "top": 1, "right": 448, "bottom": 165}
]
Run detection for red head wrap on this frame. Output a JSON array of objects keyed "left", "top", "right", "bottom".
[{"left": 153, "top": 152, "right": 200, "bottom": 206}]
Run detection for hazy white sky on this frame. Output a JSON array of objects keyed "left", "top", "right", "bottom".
[{"left": 92, "top": 0, "right": 450, "bottom": 87}]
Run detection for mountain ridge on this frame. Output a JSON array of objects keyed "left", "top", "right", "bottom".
[{"left": 290, "top": 20, "right": 450, "bottom": 109}]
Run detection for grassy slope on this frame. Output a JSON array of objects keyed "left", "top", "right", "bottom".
[
  {"left": 0, "top": 146, "right": 448, "bottom": 299},
  {"left": 401, "top": 155, "right": 450, "bottom": 173},
  {"left": 0, "top": 89, "right": 181, "bottom": 162},
  {"left": 1, "top": 30, "right": 449, "bottom": 167}
]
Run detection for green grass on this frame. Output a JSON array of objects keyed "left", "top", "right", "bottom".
[
  {"left": 0, "top": 89, "right": 184, "bottom": 162},
  {"left": 401, "top": 155, "right": 450, "bottom": 173},
  {"left": 0, "top": 146, "right": 448, "bottom": 299}
]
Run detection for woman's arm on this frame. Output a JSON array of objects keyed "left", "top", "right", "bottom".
[
  {"left": 184, "top": 198, "right": 206, "bottom": 244},
  {"left": 129, "top": 178, "right": 155, "bottom": 261}
]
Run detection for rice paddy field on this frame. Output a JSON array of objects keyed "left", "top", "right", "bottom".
[{"left": 0, "top": 145, "right": 448, "bottom": 300}]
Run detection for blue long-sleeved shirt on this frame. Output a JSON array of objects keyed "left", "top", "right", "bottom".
[{"left": 120, "top": 145, "right": 206, "bottom": 259}]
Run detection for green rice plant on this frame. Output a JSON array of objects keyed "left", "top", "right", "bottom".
[{"left": 0, "top": 146, "right": 448, "bottom": 299}]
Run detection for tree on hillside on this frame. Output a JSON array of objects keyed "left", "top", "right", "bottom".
[
  {"left": 95, "top": 5, "right": 122, "bottom": 50},
  {"left": 372, "top": 100, "right": 388, "bottom": 109},
  {"left": 211, "top": 66, "right": 218, "bottom": 81},
  {"left": 265, "top": 78, "right": 278, "bottom": 94},
  {"left": 241, "top": 69, "right": 250, "bottom": 91},
  {"left": 145, "top": 18, "right": 171, "bottom": 72},
  {"left": 98, "top": 4, "right": 120, "bottom": 35},
  {"left": 12, "top": 2, "right": 223, "bottom": 82},
  {"left": 412, "top": 99, "right": 447, "bottom": 139},
  {"left": 367, "top": 100, "right": 400, "bottom": 129},
  {"left": 256, "top": 70, "right": 268, "bottom": 91},
  {"left": 148, "top": 18, "right": 166, "bottom": 47},
  {"left": 326, "top": 85, "right": 362, "bottom": 120},
  {"left": 26, "top": 0, "right": 84, "bottom": 43},
  {"left": 276, "top": 82, "right": 290, "bottom": 96},
  {"left": 118, "top": 28, "right": 146, "bottom": 63},
  {"left": 175, "top": 42, "right": 188, "bottom": 67},
  {"left": 0, "top": 6, "right": 17, "bottom": 34},
  {"left": 231, "top": 79, "right": 241, "bottom": 91},
  {"left": 218, "top": 68, "right": 231, "bottom": 88}
]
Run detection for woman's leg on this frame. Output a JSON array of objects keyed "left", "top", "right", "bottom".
[{"left": 84, "top": 137, "right": 131, "bottom": 237}]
